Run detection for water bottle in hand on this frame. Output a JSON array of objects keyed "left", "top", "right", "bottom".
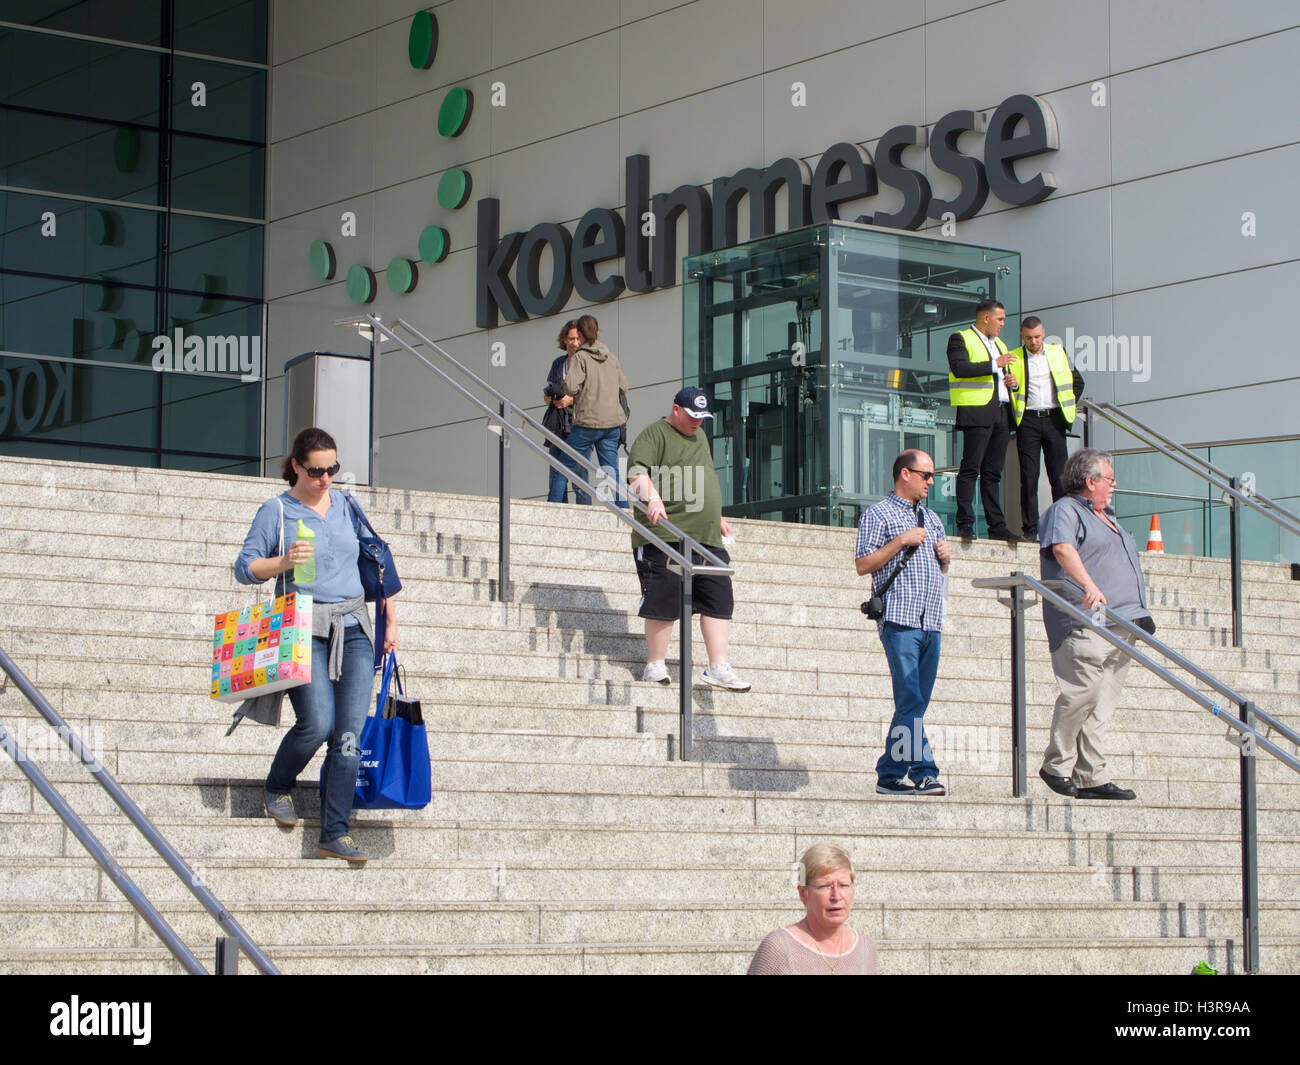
[{"left": 294, "top": 519, "right": 316, "bottom": 585}]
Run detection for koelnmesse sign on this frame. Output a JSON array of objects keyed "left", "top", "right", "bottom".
[{"left": 477, "top": 93, "right": 1058, "bottom": 327}]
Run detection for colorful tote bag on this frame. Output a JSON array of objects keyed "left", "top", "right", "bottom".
[{"left": 210, "top": 591, "right": 312, "bottom": 703}]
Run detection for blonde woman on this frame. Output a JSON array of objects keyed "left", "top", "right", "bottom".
[{"left": 748, "top": 844, "right": 878, "bottom": 974}]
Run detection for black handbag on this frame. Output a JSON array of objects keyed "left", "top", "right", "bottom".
[{"left": 344, "top": 493, "right": 401, "bottom": 602}]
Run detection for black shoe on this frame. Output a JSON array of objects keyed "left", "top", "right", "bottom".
[
  {"left": 956, "top": 527, "right": 975, "bottom": 541},
  {"left": 876, "top": 778, "right": 917, "bottom": 795},
  {"left": 1075, "top": 781, "right": 1137, "bottom": 800},
  {"left": 1038, "top": 768, "right": 1077, "bottom": 797},
  {"left": 987, "top": 528, "right": 1018, "bottom": 543},
  {"left": 1021, "top": 533, "right": 1039, "bottom": 544}
]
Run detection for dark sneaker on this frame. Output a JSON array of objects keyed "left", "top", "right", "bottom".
[
  {"left": 876, "top": 778, "right": 916, "bottom": 795},
  {"left": 264, "top": 791, "right": 298, "bottom": 826},
  {"left": 1038, "top": 768, "right": 1077, "bottom": 797},
  {"left": 1075, "top": 781, "right": 1137, "bottom": 800},
  {"left": 317, "top": 835, "right": 368, "bottom": 862},
  {"left": 913, "top": 776, "right": 946, "bottom": 795}
]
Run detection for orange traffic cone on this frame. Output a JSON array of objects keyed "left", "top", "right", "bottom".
[
  {"left": 1146, "top": 515, "right": 1164, "bottom": 553},
  {"left": 1180, "top": 518, "right": 1195, "bottom": 555}
]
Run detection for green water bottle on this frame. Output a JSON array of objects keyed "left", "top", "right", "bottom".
[{"left": 294, "top": 519, "right": 316, "bottom": 585}]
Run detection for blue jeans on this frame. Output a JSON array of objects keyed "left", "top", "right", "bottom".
[
  {"left": 562, "top": 425, "right": 627, "bottom": 508},
  {"left": 267, "top": 626, "right": 374, "bottom": 843},
  {"left": 876, "top": 622, "right": 942, "bottom": 783},
  {"left": 546, "top": 449, "right": 570, "bottom": 502}
]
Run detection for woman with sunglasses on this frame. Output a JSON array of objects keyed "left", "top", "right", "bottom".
[{"left": 235, "top": 426, "right": 398, "bottom": 863}]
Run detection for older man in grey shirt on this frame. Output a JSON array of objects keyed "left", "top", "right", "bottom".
[{"left": 1038, "top": 448, "right": 1154, "bottom": 800}]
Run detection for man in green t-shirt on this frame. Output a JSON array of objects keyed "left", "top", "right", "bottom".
[{"left": 625, "top": 388, "right": 750, "bottom": 692}]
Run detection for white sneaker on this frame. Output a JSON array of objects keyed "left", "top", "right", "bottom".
[
  {"left": 701, "top": 662, "right": 751, "bottom": 692},
  {"left": 641, "top": 660, "right": 671, "bottom": 684}
]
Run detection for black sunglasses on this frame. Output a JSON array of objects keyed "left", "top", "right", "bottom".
[
  {"left": 300, "top": 461, "right": 340, "bottom": 478},
  {"left": 905, "top": 467, "right": 936, "bottom": 482}
]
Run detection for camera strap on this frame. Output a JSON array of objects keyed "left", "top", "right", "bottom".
[{"left": 874, "top": 506, "right": 927, "bottom": 601}]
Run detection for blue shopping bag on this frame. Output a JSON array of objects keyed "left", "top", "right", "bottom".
[{"left": 353, "top": 652, "right": 431, "bottom": 809}]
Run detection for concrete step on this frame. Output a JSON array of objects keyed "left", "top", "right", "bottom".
[
  {"left": 11, "top": 812, "right": 1297, "bottom": 869},
  {"left": 7, "top": 854, "right": 1300, "bottom": 906},
  {"left": 4, "top": 897, "right": 1292, "bottom": 949},
  {"left": 9, "top": 772, "right": 1295, "bottom": 835},
  {"left": 2, "top": 933, "right": 1287, "bottom": 975}
]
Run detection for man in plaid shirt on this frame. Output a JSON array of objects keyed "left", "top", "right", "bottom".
[{"left": 855, "top": 449, "right": 951, "bottom": 796}]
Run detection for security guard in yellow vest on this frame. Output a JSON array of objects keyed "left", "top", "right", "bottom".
[
  {"left": 947, "top": 299, "right": 1018, "bottom": 540},
  {"left": 1008, "top": 316, "right": 1085, "bottom": 540}
]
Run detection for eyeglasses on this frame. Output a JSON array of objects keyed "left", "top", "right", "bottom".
[
  {"left": 807, "top": 880, "right": 854, "bottom": 895},
  {"left": 300, "top": 462, "right": 340, "bottom": 478},
  {"left": 1091, "top": 474, "right": 1117, "bottom": 484},
  {"left": 905, "top": 468, "right": 936, "bottom": 482}
]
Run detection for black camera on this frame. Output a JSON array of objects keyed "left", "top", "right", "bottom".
[{"left": 862, "top": 596, "right": 885, "bottom": 620}]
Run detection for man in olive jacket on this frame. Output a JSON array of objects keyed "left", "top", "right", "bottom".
[{"left": 563, "top": 314, "right": 628, "bottom": 508}]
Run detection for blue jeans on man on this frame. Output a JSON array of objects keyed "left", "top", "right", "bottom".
[
  {"left": 546, "top": 449, "right": 570, "bottom": 502},
  {"left": 876, "top": 622, "right": 941, "bottom": 784},
  {"left": 562, "top": 425, "right": 628, "bottom": 508},
  {"left": 267, "top": 625, "right": 374, "bottom": 844}
]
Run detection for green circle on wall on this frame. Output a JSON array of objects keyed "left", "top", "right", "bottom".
[
  {"left": 437, "top": 88, "right": 473, "bottom": 137},
  {"left": 386, "top": 257, "right": 418, "bottom": 294},
  {"left": 308, "top": 240, "right": 336, "bottom": 280},
  {"left": 346, "top": 264, "right": 376, "bottom": 304},
  {"left": 113, "top": 127, "right": 140, "bottom": 172},
  {"left": 408, "top": 10, "right": 438, "bottom": 69},
  {"left": 88, "top": 208, "right": 117, "bottom": 246},
  {"left": 88, "top": 276, "right": 117, "bottom": 312},
  {"left": 437, "top": 168, "right": 471, "bottom": 210},
  {"left": 124, "top": 328, "right": 149, "bottom": 362},
  {"left": 95, "top": 317, "right": 125, "bottom": 349},
  {"left": 417, "top": 226, "right": 449, "bottom": 263}
]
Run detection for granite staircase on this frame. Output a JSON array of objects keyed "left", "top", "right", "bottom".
[{"left": 1, "top": 456, "right": 1297, "bottom": 973}]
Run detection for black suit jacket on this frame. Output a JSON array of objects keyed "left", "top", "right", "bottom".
[{"left": 947, "top": 330, "right": 1010, "bottom": 428}]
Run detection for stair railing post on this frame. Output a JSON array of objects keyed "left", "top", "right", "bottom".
[
  {"left": 497, "top": 400, "right": 511, "bottom": 603},
  {"left": 679, "top": 563, "right": 693, "bottom": 761},
  {"left": 1229, "top": 476, "right": 1242, "bottom": 647},
  {"left": 1010, "top": 574, "right": 1028, "bottom": 797},
  {"left": 1240, "top": 699, "right": 1260, "bottom": 973}
]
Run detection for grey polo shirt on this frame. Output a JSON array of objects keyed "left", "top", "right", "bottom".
[{"left": 1040, "top": 494, "right": 1150, "bottom": 651}]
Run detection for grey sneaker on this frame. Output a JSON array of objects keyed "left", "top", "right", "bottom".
[
  {"left": 701, "top": 663, "right": 751, "bottom": 692},
  {"left": 317, "top": 835, "right": 368, "bottom": 862},
  {"left": 264, "top": 791, "right": 298, "bottom": 826},
  {"left": 641, "top": 660, "right": 671, "bottom": 684}
]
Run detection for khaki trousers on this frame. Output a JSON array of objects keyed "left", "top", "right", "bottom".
[{"left": 1042, "top": 627, "right": 1135, "bottom": 787}]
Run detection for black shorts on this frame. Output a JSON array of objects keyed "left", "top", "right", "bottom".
[{"left": 633, "top": 543, "right": 733, "bottom": 621}]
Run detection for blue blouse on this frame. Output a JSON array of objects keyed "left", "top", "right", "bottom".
[{"left": 235, "top": 490, "right": 365, "bottom": 612}]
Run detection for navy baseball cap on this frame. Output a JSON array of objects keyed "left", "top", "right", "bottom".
[{"left": 673, "top": 387, "right": 713, "bottom": 419}]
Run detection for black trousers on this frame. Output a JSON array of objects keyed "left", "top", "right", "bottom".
[
  {"left": 1016, "top": 409, "right": 1070, "bottom": 536},
  {"left": 955, "top": 404, "right": 1011, "bottom": 533}
]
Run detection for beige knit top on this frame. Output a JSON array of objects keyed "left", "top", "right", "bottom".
[{"left": 747, "top": 926, "right": 878, "bottom": 975}]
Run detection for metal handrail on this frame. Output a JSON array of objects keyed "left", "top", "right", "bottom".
[
  {"left": 340, "top": 315, "right": 732, "bottom": 760},
  {"left": 971, "top": 571, "right": 1299, "bottom": 974},
  {"left": 0, "top": 645, "right": 280, "bottom": 975},
  {"left": 1083, "top": 399, "right": 1300, "bottom": 537},
  {"left": 1081, "top": 399, "right": 1300, "bottom": 646}
]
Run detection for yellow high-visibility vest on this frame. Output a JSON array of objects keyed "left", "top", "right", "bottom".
[
  {"left": 1008, "top": 343, "right": 1077, "bottom": 425},
  {"left": 948, "top": 327, "right": 1008, "bottom": 407}
]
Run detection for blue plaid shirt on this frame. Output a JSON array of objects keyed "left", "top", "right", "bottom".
[{"left": 855, "top": 493, "right": 948, "bottom": 632}]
